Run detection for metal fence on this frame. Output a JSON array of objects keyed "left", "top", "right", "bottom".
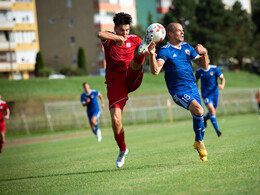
[{"left": 6, "top": 88, "right": 259, "bottom": 134}]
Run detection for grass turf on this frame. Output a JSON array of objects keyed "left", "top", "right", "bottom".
[{"left": 0, "top": 113, "right": 259, "bottom": 194}]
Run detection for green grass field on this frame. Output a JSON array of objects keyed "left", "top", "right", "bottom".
[{"left": 1, "top": 113, "right": 259, "bottom": 194}]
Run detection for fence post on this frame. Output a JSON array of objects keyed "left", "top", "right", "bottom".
[{"left": 167, "top": 98, "right": 173, "bottom": 123}]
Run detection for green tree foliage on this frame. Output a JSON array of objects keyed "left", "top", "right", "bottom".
[
  {"left": 162, "top": 0, "right": 256, "bottom": 70},
  {"left": 251, "top": 0, "right": 260, "bottom": 62},
  {"left": 77, "top": 47, "right": 87, "bottom": 75},
  {"left": 162, "top": 0, "right": 197, "bottom": 45},
  {"left": 228, "top": 1, "right": 256, "bottom": 69},
  {"left": 35, "top": 51, "right": 44, "bottom": 77},
  {"left": 147, "top": 11, "right": 153, "bottom": 26},
  {"left": 131, "top": 24, "right": 145, "bottom": 38}
]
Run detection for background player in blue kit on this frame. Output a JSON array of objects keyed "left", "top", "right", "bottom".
[
  {"left": 147, "top": 22, "right": 209, "bottom": 161},
  {"left": 195, "top": 59, "right": 225, "bottom": 137},
  {"left": 81, "top": 82, "right": 105, "bottom": 142}
]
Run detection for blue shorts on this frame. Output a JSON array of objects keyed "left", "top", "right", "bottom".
[
  {"left": 169, "top": 88, "right": 202, "bottom": 110},
  {"left": 202, "top": 93, "right": 219, "bottom": 108},
  {"left": 87, "top": 110, "right": 101, "bottom": 123}
]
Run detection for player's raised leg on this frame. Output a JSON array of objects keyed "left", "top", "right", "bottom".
[
  {"left": 110, "top": 108, "right": 128, "bottom": 168},
  {"left": 189, "top": 100, "right": 207, "bottom": 161}
]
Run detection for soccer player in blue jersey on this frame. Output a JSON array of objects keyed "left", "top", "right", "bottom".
[
  {"left": 81, "top": 82, "right": 105, "bottom": 142},
  {"left": 146, "top": 22, "right": 209, "bottom": 161},
  {"left": 195, "top": 59, "right": 225, "bottom": 137}
]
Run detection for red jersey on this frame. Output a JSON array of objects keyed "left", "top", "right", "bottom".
[
  {"left": 102, "top": 32, "right": 142, "bottom": 83},
  {"left": 0, "top": 100, "right": 8, "bottom": 122}
]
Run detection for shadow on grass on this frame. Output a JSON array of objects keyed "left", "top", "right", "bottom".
[{"left": 0, "top": 162, "right": 180, "bottom": 182}]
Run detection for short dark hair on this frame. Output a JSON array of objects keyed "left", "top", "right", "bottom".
[
  {"left": 113, "top": 12, "right": 132, "bottom": 26},
  {"left": 82, "top": 82, "right": 88, "bottom": 87}
]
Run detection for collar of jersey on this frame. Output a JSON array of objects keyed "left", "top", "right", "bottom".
[
  {"left": 85, "top": 89, "right": 93, "bottom": 95},
  {"left": 168, "top": 42, "right": 182, "bottom": 50},
  {"left": 201, "top": 65, "right": 213, "bottom": 72}
]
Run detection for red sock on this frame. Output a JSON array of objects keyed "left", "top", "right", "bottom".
[
  {"left": 114, "top": 131, "right": 126, "bottom": 151},
  {"left": 133, "top": 53, "right": 145, "bottom": 64},
  {"left": 0, "top": 140, "right": 4, "bottom": 151}
]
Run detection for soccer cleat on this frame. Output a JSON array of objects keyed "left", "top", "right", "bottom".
[
  {"left": 217, "top": 131, "right": 222, "bottom": 137},
  {"left": 96, "top": 129, "right": 102, "bottom": 142},
  {"left": 194, "top": 141, "right": 207, "bottom": 161},
  {"left": 138, "top": 33, "right": 153, "bottom": 55},
  {"left": 116, "top": 148, "right": 128, "bottom": 168}
]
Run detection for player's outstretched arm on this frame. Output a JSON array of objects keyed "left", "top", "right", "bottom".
[
  {"left": 4, "top": 108, "right": 10, "bottom": 120},
  {"left": 98, "top": 93, "right": 105, "bottom": 108},
  {"left": 148, "top": 42, "right": 164, "bottom": 75},
  {"left": 194, "top": 44, "right": 209, "bottom": 68},
  {"left": 97, "top": 31, "right": 125, "bottom": 46},
  {"left": 219, "top": 75, "right": 225, "bottom": 90}
]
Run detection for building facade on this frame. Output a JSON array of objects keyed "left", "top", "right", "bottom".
[
  {"left": 0, "top": 0, "right": 39, "bottom": 79},
  {"left": 36, "top": 0, "right": 100, "bottom": 75},
  {"left": 93, "top": 0, "right": 137, "bottom": 68}
]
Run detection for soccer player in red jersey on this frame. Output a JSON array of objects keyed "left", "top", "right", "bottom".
[
  {"left": 0, "top": 94, "right": 10, "bottom": 153},
  {"left": 97, "top": 12, "right": 146, "bottom": 168}
]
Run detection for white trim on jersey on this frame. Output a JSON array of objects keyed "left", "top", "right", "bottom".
[
  {"left": 109, "top": 97, "right": 128, "bottom": 109},
  {"left": 197, "top": 65, "right": 217, "bottom": 72}
]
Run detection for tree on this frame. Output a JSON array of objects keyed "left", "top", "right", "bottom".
[
  {"left": 162, "top": 0, "right": 198, "bottom": 45},
  {"left": 147, "top": 11, "right": 153, "bottom": 26},
  {"left": 35, "top": 51, "right": 44, "bottom": 77},
  {"left": 228, "top": 1, "right": 256, "bottom": 69},
  {"left": 251, "top": 0, "right": 260, "bottom": 62},
  {"left": 77, "top": 47, "right": 87, "bottom": 74}
]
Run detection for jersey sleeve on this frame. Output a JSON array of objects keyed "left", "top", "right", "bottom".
[
  {"left": 94, "top": 90, "right": 99, "bottom": 97},
  {"left": 3, "top": 102, "right": 8, "bottom": 110},
  {"left": 81, "top": 93, "right": 86, "bottom": 104},
  {"left": 101, "top": 31, "right": 114, "bottom": 47},
  {"left": 216, "top": 67, "right": 223, "bottom": 77},
  {"left": 156, "top": 48, "right": 168, "bottom": 62},
  {"left": 189, "top": 44, "right": 199, "bottom": 60}
]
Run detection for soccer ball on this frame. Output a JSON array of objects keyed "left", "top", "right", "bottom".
[{"left": 146, "top": 23, "right": 166, "bottom": 43}]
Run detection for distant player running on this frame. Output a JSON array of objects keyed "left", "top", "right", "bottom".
[
  {"left": 147, "top": 23, "right": 209, "bottom": 161},
  {"left": 97, "top": 12, "right": 146, "bottom": 168},
  {"left": 195, "top": 59, "right": 225, "bottom": 137},
  {"left": 0, "top": 94, "right": 10, "bottom": 153},
  {"left": 81, "top": 82, "right": 105, "bottom": 142}
]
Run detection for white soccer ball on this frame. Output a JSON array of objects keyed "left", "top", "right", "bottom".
[{"left": 146, "top": 23, "right": 166, "bottom": 43}]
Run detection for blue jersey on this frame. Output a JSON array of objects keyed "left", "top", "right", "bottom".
[
  {"left": 195, "top": 65, "right": 223, "bottom": 98},
  {"left": 81, "top": 90, "right": 100, "bottom": 113},
  {"left": 156, "top": 42, "right": 199, "bottom": 93}
]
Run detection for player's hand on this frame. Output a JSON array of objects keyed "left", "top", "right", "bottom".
[
  {"left": 116, "top": 36, "right": 125, "bottom": 46},
  {"left": 101, "top": 103, "right": 105, "bottom": 108},
  {"left": 147, "top": 42, "right": 156, "bottom": 56},
  {"left": 86, "top": 98, "right": 90, "bottom": 103},
  {"left": 218, "top": 85, "right": 224, "bottom": 90},
  {"left": 4, "top": 115, "right": 9, "bottom": 120},
  {"left": 195, "top": 44, "right": 207, "bottom": 55}
]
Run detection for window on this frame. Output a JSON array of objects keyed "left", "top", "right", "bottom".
[
  {"left": 53, "top": 56, "right": 59, "bottom": 61},
  {"left": 70, "top": 36, "right": 75, "bottom": 46},
  {"left": 72, "top": 55, "right": 77, "bottom": 63},
  {"left": 49, "top": 18, "right": 56, "bottom": 24},
  {"left": 68, "top": 17, "right": 73, "bottom": 27},
  {"left": 67, "top": 0, "right": 72, "bottom": 8}
]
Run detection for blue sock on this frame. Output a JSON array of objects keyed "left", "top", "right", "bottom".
[
  {"left": 210, "top": 114, "right": 220, "bottom": 132},
  {"left": 204, "top": 112, "right": 210, "bottom": 122},
  {"left": 92, "top": 123, "right": 99, "bottom": 135},
  {"left": 193, "top": 114, "right": 205, "bottom": 141}
]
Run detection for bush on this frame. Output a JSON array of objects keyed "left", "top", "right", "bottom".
[
  {"left": 39, "top": 67, "right": 54, "bottom": 77},
  {"left": 59, "top": 66, "right": 85, "bottom": 76},
  {"left": 59, "top": 66, "right": 72, "bottom": 76}
]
